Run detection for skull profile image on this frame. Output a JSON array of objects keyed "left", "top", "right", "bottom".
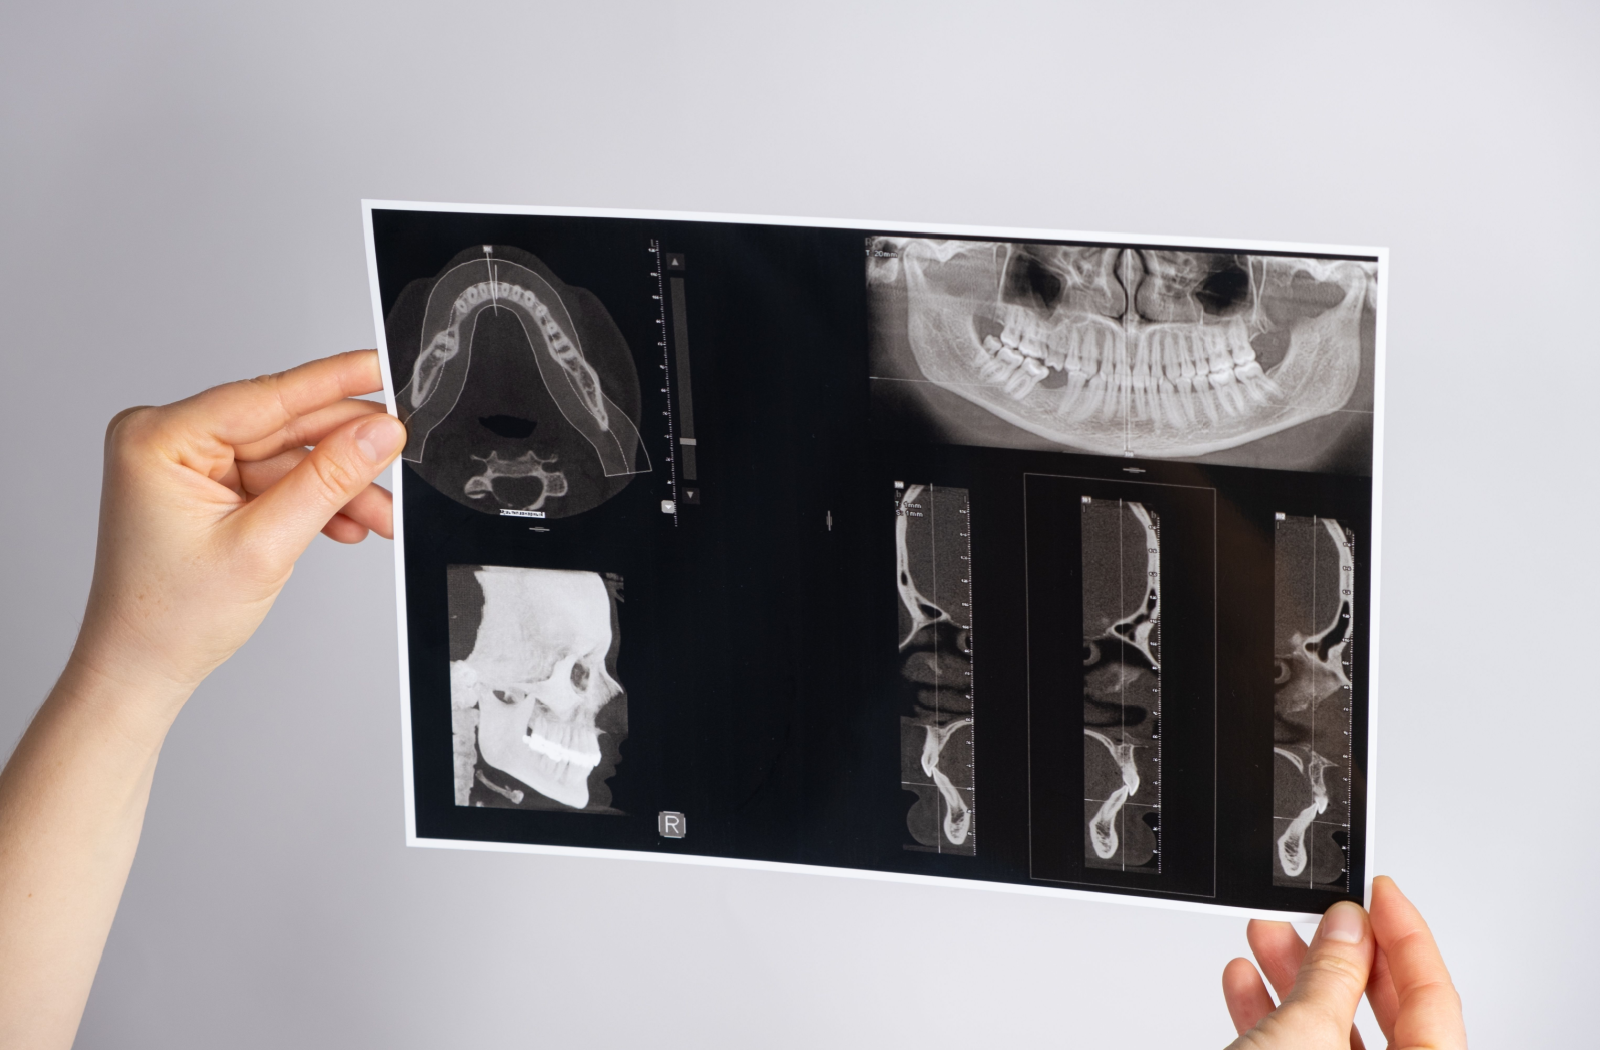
[
  {"left": 448, "top": 565, "right": 627, "bottom": 812},
  {"left": 384, "top": 245, "right": 650, "bottom": 520},
  {"left": 868, "top": 238, "right": 1378, "bottom": 473}
]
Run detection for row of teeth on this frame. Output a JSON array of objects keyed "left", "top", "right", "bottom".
[
  {"left": 452, "top": 280, "right": 609, "bottom": 426},
  {"left": 456, "top": 281, "right": 579, "bottom": 358},
  {"left": 975, "top": 316, "right": 1282, "bottom": 427},
  {"left": 523, "top": 724, "right": 602, "bottom": 768}
]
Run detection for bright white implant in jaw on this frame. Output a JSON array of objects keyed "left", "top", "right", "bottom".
[{"left": 891, "top": 239, "right": 1376, "bottom": 460}]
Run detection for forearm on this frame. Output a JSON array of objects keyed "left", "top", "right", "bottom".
[{"left": 0, "top": 660, "right": 187, "bottom": 1050}]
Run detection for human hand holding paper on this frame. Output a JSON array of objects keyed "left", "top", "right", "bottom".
[
  {"left": 0, "top": 350, "right": 403, "bottom": 1049},
  {"left": 1220, "top": 876, "right": 1467, "bottom": 1049}
]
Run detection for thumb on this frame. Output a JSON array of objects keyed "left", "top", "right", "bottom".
[
  {"left": 1278, "top": 901, "right": 1375, "bottom": 1035},
  {"left": 232, "top": 413, "right": 406, "bottom": 563}
]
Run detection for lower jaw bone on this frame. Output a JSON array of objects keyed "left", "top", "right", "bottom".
[
  {"left": 478, "top": 713, "right": 600, "bottom": 809},
  {"left": 920, "top": 718, "right": 973, "bottom": 845},
  {"left": 1275, "top": 747, "right": 1332, "bottom": 877},
  {"left": 517, "top": 723, "right": 600, "bottom": 809},
  {"left": 1085, "top": 728, "right": 1141, "bottom": 860}
]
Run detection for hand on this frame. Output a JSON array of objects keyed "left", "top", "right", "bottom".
[
  {"left": 1221, "top": 876, "right": 1466, "bottom": 1049},
  {"left": 72, "top": 349, "right": 404, "bottom": 719},
  {"left": 0, "top": 350, "right": 405, "bottom": 1049}
]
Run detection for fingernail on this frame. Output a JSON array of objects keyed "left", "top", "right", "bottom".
[
  {"left": 355, "top": 415, "right": 404, "bottom": 463},
  {"left": 1321, "top": 901, "right": 1366, "bottom": 944}
]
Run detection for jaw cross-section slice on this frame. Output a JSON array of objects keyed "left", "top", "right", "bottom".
[{"left": 401, "top": 254, "right": 650, "bottom": 478}]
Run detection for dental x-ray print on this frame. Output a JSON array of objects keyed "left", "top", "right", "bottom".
[
  {"left": 867, "top": 238, "right": 1377, "bottom": 474},
  {"left": 369, "top": 202, "right": 1380, "bottom": 922}
]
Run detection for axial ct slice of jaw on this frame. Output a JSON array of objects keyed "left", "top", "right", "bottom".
[{"left": 399, "top": 253, "right": 651, "bottom": 478}]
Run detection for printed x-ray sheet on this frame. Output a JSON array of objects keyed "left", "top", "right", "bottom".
[{"left": 365, "top": 202, "right": 1385, "bottom": 920}]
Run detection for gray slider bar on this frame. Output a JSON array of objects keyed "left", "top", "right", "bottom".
[{"left": 669, "top": 277, "right": 698, "bottom": 480}]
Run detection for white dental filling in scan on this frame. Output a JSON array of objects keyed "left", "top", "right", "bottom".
[{"left": 367, "top": 202, "right": 1384, "bottom": 921}]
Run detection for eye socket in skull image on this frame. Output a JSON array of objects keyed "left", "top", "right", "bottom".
[
  {"left": 1081, "top": 498, "right": 1162, "bottom": 873},
  {"left": 1272, "top": 516, "right": 1354, "bottom": 889},
  {"left": 384, "top": 245, "right": 650, "bottom": 519},
  {"left": 868, "top": 237, "right": 1378, "bottom": 473},
  {"left": 894, "top": 483, "right": 976, "bottom": 855},
  {"left": 447, "top": 565, "right": 628, "bottom": 813}
]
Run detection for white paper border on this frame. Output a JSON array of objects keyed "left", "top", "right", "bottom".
[{"left": 360, "top": 199, "right": 1387, "bottom": 924}]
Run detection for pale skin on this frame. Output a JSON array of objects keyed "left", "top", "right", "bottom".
[
  {"left": 0, "top": 351, "right": 1467, "bottom": 1048},
  {"left": 1222, "top": 876, "right": 1468, "bottom": 1049},
  {"left": 0, "top": 351, "right": 404, "bottom": 1048}
]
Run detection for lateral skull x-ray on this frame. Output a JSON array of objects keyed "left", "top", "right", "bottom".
[
  {"left": 868, "top": 238, "right": 1377, "bottom": 472},
  {"left": 385, "top": 245, "right": 650, "bottom": 519},
  {"left": 447, "top": 565, "right": 628, "bottom": 813}
]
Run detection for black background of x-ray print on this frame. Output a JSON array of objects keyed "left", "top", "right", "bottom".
[
  {"left": 1020, "top": 471, "right": 1218, "bottom": 898},
  {"left": 1000, "top": 459, "right": 1370, "bottom": 912},
  {"left": 379, "top": 212, "right": 892, "bottom": 862},
  {"left": 829, "top": 441, "right": 1370, "bottom": 912},
  {"left": 375, "top": 211, "right": 1370, "bottom": 913},
  {"left": 1206, "top": 463, "right": 1369, "bottom": 913}
]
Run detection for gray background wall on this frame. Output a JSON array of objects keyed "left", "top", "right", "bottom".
[{"left": 2, "top": 2, "right": 1594, "bottom": 1046}]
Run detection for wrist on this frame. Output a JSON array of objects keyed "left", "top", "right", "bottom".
[{"left": 51, "top": 646, "right": 198, "bottom": 752}]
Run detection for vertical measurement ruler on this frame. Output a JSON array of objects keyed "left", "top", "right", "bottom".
[
  {"left": 1149, "top": 507, "right": 1162, "bottom": 874},
  {"left": 958, "top": 491, "right": 976, "bottom": 848},
  {"left": 649, "top": 240, "right": 678, "bottom": 526},
  {"left": 1339, "top": 524, "right": 1356, "bottom": 890}
]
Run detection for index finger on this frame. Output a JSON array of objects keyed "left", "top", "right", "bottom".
[
  {"left": 166, "top": 350, "right": 384, "bottom": 447},
  {"left": 1368, "top": 876, "right": 1467, "bottom": 1049},
  {"left": 1245, "top": 919, "right": 1309, "bottom": 999}
]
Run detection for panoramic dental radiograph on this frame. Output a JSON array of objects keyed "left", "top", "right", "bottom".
[
  {"left": 1272, "top": 515, "right": 1355, "bottom": 889},
  {"left": 1081, "top": 498, "right": 1162, "bottom": 872},
  {"left": 894, "top": 483, "right": 977, "bottom": 854},
  {"left": 868, "top": 238, "right": 1377, "bottom": 469},
  {"left": 385, "top": 245, "right": 650, "bottom": 519},
  {"left": 447, "top": 565, "right": 627, "bottom": 812}
]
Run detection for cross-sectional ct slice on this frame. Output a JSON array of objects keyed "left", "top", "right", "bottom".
[
  {"left": 385, "top": 245, "right": 650, "bottom": 519},
  {"left": 894, "top": 483, "right": 976, "bottom": 855},
  {"left": 447, "top": 565, "right": 628, "bottom": 813},
  {"left": 1272, "top": 515, "right": 1354, "bottom": 889},
  {"left": 867, "top": 237, "right": 1378, "bottom": 474},
  {"left": 1081, "top": 497, "right": 1162, "bottom": 872}
]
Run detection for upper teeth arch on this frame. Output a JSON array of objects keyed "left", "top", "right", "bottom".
[
  {"left": 398, "top": 250, "right": 651, "bottom": 478},
  {"left": 897, "top": 240, "right": 1375, "bottom": 459}
]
